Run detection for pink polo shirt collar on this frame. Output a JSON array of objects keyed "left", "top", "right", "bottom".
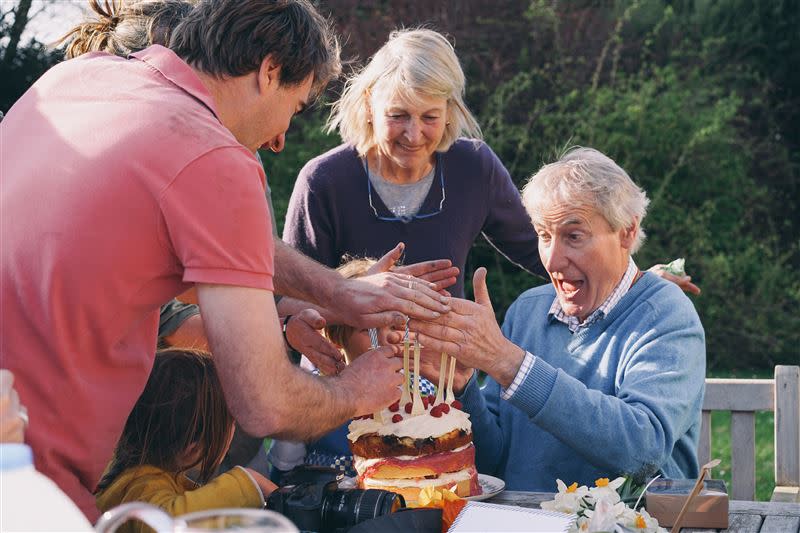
[{"left": 131, "top": 45, "right": 220, "bottom": 120}]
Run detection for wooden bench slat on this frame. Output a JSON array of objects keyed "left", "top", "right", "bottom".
[
  {"left": 725, "top": 512, "right": 763, "bottom": 533},
  {"left": 775, "top": 365, "right": 800, "bottom": 487},
  {"left": 703, "top": 379, "right": 774, "bottom": 411},
  {"left": 760, "top": 514, "right": 800, "bottom": 533},
  {"left": 699, "top": 410, "right": 712, "bottom": 466},
  {"left": 731, "top": 411, "right": 756, "bottom": 500}
]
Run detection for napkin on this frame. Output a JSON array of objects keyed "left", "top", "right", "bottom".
[{"left": 448, "top": 502, "right": 575, "bottom": 532}]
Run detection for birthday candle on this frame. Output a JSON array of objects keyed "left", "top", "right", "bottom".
[
  {"left": 434, "top": 352, "right": 447, "bottom": 405},
  {"left": 400, "top": 336, "right": 411, "bottom": 405},
  {"left": 411, "top": 339, "right": 425, "bottom": 416},
  {"left": 446, "top": 356, "right": 456, "bottom": 402}
]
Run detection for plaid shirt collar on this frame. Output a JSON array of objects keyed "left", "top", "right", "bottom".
[{"left": 549, "top": 257, "right": 639, "bottom": 333}]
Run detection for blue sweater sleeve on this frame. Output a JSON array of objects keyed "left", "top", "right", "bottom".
[
  {"left": 507, "top": 287, "right": 705, "bottom": 479},
  {"left": 458, "top": 373, "right": 507, "bottom": 475},
  {"left": 478, "top": 143, "right": 546, "bottom": 279}
]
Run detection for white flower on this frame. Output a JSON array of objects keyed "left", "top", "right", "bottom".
[
  {"left": 585, "top": 499, "right": 618, "bottom": 532},
  {"left": 622, "top": 508, "right": 666, "bottom": 532},
  {"left": 541, "top": 479, "right": 591, "bottom": 515},
  {"left": 547, "top": 476, "right": 666, "bottom": 533},
  {"left": 587, "top": 477, "right": 626, "bottom": 505},
  {"left": 573, "top": 516, "right": 591, "bottom": 532}
]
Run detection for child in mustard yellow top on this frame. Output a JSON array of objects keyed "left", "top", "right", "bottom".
[{"left": 95, "top": 349, "right": 275, "bottom": 531}]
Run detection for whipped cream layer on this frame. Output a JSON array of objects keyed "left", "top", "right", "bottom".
[{"left": 347, "top": 406, "right": 471, "bottom": 441}]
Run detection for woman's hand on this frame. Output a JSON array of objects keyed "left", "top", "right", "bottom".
[
  {"left": 284, "top": 310, "right": 345, "bottom": 375},
  {"left": 0, "top": 370, "right": 26, "bottom": 443},
  {"left": 369, "top": 243, "right": 459, "bottom": 294},
  {"left": 648, "top": 264, "right": 701, "bottom": 295}
]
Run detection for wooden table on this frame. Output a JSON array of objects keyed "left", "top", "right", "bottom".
[{"left": 487, "top": 491, "right": 800, "bottom": 533}]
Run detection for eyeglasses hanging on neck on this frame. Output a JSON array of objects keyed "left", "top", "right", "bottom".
[{"left": 365, "top": 154, "right": 446, "bottom": 223}]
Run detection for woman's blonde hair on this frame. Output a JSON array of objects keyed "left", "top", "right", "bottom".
[
  {"left": 56, "top": 0, "right": 195, "bottom": 59},
  {"left": 327, "top": 28, "right": 481, "bottom": 156}
]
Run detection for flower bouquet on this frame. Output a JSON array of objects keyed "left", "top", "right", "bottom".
[{"left": 541, "top": 477, "right": 666, "bottom": 533}]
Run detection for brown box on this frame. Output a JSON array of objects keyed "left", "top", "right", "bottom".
[{"left": 645, "top": 479, "right": 728, "bottom": 529}]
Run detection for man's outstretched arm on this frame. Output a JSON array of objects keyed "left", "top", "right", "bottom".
[{"left": 197, "top": 284, "right": 402, "bottom": 440}]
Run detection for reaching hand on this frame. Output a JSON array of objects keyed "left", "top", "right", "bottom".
[
  {"left": 331, "top": 270, "right": 451, "bottom": 330},
  {"left": 408, "top": 268, "right": 526, "bottom": 388},
  {"left": 368, "top": 243, "right": 459, "bottom": 294},
  {"left": 648, "top": 264, "right": 701, "bottom": 295},
  {"left": 284, "top": 310, "right": 345, "bottom": 375},
  {"left": 337, "top": 345, "right": 403, "bottom": 417},
  {"left": 0, "top": 370, "right": 25, "bottom": 443}
]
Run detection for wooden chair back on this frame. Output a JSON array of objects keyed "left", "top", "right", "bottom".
[{"left": 698, "top": 365, "right": 799, "bottom": 502}]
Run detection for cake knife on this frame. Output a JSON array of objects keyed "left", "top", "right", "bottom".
[
  {"left": 368, "top": 328, "right": 384, "bottom": 424},
  {"left": 434, "top": 352, "right": 447, "bottom": 405},
  {"left": 411, "top": 339, "right": 425, "bottom": 416}
]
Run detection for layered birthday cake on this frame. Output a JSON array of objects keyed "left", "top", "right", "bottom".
[{"left": 347, "top": 394, "right": 481, "bottom": 504}]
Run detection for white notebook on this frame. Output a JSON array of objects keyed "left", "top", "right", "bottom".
[{"left": 448, "top": 501, "right": 576, "bottom": 532}]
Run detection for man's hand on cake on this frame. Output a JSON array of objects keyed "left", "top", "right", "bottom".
[
  {"left": 331, "top": 271, "right": 451, "bottom": 330},
  {"left": 408, "top": 268, "right": 526, "bottom": 389},
  {"left": 284, "top": 310, "right": 345, "bottom": 375},
  {"left": 368, "top": 243, "right": 460, "bottom": 295},
  {"left": 338, "top": 345, "right": 403, "bottom": 416}
]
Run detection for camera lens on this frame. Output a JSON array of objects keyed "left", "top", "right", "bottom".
[{"left": 321, "top": 489, "right": 405, "bottom": 531}]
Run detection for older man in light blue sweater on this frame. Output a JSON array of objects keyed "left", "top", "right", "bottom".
[{"left": 413, "top": 147, "right": 705, "bottom": 491}]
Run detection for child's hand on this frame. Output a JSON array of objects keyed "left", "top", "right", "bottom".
[
  {"left": 285, "top": 310, "right": 345, "bottom": 375},
  {"left": 245, "top": 468, "right": 278, "bottom": 499}
]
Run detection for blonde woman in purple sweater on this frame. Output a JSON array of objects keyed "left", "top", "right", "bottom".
[{"left": 284, "top": 29, "right": 699, "bottom": 298}]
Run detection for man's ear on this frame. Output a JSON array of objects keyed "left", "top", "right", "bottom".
[
  {"left": 257, "top": 55, "right": 282, "bottom": 94},
  {"left": 620, "top": 219, "right": 639, "bottom": 250}
]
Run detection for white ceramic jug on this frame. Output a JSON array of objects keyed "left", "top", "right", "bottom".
[
  {"left": 0, "top": 443, "right": 94, "bottom": 531},
  {"left": 94, "top": 503, "right": 299, "bottom": 533}
]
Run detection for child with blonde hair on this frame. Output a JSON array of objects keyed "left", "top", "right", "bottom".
[{"left": 268, "top": 258, "right": 435, "bottom": 479}]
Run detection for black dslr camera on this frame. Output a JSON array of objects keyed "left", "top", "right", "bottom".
[{"left": 266, "top": 466, "right": 406, "bottom": 532}]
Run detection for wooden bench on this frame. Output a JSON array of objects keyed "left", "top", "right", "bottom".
[{"left": 698, "top": 365, "right": 800, "bottom": 502}]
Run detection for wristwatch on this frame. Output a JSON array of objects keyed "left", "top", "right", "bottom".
[{"left": 281, "top": 315, "right": 302, "bottom": 365}]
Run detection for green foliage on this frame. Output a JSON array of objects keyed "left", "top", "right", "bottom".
[
  {"left": 259, "top": 106, "right": 339, "bottom": 236},
  {"left": 455, "top": 0, "right": 800, "bottom": 369}
]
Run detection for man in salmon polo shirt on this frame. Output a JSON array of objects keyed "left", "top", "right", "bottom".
[{"left": 0, "top": 0, "right": 450, "bottom": 521}]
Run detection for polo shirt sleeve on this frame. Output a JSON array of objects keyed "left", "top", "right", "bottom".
[{"left": 160, "top": 146, "right": 274, "bottom": 291}]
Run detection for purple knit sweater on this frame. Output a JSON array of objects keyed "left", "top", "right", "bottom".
[{"left": 283, "top": 139, "right": 546, "bottom": 297}]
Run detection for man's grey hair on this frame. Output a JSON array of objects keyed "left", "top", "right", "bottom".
[{"left": 521, "top": 147, "right": 650, "bottom": 253}]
